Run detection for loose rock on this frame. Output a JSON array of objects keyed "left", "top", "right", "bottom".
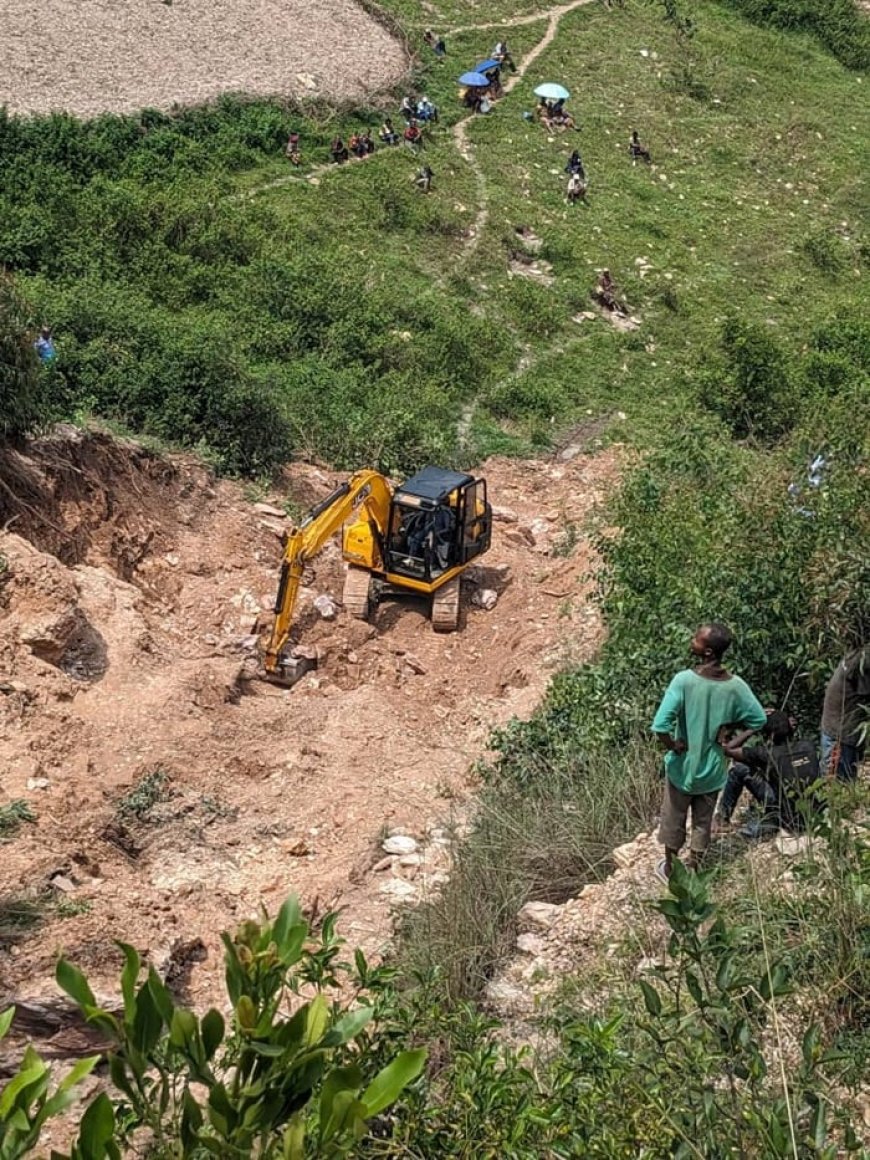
[
  {"left": 492, "top": 506, "right": 519, "bottom": 524},
  {"left": 382, "top": 835, "right": 418, "bottom": 856},
  {"left": 253, "top": 502, "right": 286, "bottom": 518},
  {"left": 379, "top": 878, "right": 417, "bottom": 901},
  {"left": 313, "top": 595, "right": 337, "bottom": 620},
  {"left": 518, "top": 900, "right": 562, "bottom": 931}
]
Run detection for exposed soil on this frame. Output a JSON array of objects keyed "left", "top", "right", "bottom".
[
  {"left": 0, "top": 428, "right": 619, "bottom": 1027},
  {"left": 0, "top": 0, "right": 407, "bottom": 118}
]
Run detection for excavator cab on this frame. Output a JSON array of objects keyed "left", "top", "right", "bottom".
[{"left": 386, "top": 467, "right": 491, "bottom": 582}]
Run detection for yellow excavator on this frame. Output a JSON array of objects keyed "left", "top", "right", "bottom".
[{"left": 263, "top": 466, "right": 492, "bottom": 684}]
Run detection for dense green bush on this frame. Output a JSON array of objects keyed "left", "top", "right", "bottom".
[
  {"left": 0, "top": 277, "right": 42, "bottom": 439},
  {"left": 717, "top": 0, "right": 870, "bottom": 69},
  {"left": 363, "top": 838, "right": 870, "bottom": 1157},
  {"left": 698, "top": 317, "right": 799, "bottom": 443},
  {"left": 506, "top": 400, "right": 868, "bottom": 763},
  {"left": 0, "top": 101, "right": 512, "bottom": 474},
  {"left": 1, "top": 898, "right": 425, "bottom": 1158}
]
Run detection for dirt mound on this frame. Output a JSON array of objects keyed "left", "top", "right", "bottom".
[
  {"left": 0, "top": 431, "right": 619, "bottom": 1034},
  {"left": 0, "top": 0, "right": 407, "bottom": 118}
]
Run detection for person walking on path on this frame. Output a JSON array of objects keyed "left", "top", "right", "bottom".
[
  {"left": 652, "top": 622, "right": 767, "bottom": 881},
  {"left": 820, "top": 644, "right": 870, "bottom": 781}
]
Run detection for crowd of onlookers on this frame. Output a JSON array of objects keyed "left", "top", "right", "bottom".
[{"left": 279, "top": 28, "right": 656, "bottom": 259}]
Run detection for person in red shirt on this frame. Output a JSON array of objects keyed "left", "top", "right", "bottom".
[{"left": 403, "top": 121, "right": 423, "bottom": 149}]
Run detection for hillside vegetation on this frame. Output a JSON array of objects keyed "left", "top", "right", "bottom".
[
  {"left": 0, "top": 0, "right": 866, "bottom": 471},
  {"left": 1, "top": 0, "right": 869, "bottom": 1155}
]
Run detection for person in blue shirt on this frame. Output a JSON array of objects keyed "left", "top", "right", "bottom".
[{"left": 34, "top": 325, "right": 56, "bottom": 363}]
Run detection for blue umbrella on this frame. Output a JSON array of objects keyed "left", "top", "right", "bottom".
[
  {"left": 534, "top": 82, "right": 571, "bottom": 101},
  {"left": 473, "top": 59, "right": 501, "bottom": 73},
  {"left": 458, "top": 71, "right": 491, "bottom": 87}
]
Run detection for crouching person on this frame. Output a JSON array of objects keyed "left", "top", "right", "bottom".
[
  {"left": 717, "top": 711, "right": 821, "bottom": 837},
  {"left": 652, "top": 622, "right": 767, "bottom": 882}
]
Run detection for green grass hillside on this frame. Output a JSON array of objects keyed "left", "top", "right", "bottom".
[{"left": 2, "top": 0, "right": 866, "bottom": 469}]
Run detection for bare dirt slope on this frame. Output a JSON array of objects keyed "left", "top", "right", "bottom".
[
  {"left": 0, "top": 429, "right": 617, "bottom": 1019},
  {"left": 0, "top": 0, "right": 407, "bottom": 118}
]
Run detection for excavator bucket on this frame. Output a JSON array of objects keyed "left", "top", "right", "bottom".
[{"left": 263, "top": 650, "right": 317, "bottom": 688}]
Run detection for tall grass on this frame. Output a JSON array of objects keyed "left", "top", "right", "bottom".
[{"left": 397, "top": 736, "right": 661, "bottom": 999}]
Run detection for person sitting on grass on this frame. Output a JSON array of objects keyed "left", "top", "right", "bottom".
[
  {"left": 400, "top": 95, "right": 415, "bottom": 123},
  {"left": 285, "top": 132, "right": 301, "bottom": 166},
  {"left": 424, "top": 29, "right": 446, "bottom": 57},
  {"left": 462, "top": 87, "right": 482, "bottom": 113},
  {"left": 550, "top": 102, "right": 577, "bottom": 131},
  {"left": 566, "top": 171, "right": 587, "bottom": 204},
  {"left": 484, "top": 65, "right": 503, "bottom": 98},
  {"left": 416, "top": 95, "right": 439, "bottom": 123},
  {"left": 592, "top": 269, "right": 627, "bottom": 314},
  {"left": 414, "top": 164, "right": 434, "bottom": 193},
  {"left": 565, "top": 149, "right": 585, "bottom": 179},
  {"left": 348, "top": 131, "right": 363, "bottom": 158},
  {"left": 652, "top": 622, "right": 767, "bottom": 882},
  {"left": 716, "top": 711, "right": 821, "bottom": 838},
  {"left": 330, "top": 137, "right": 349, "bottom": 164},
  {"left": 629, "top": 129, "right": 652, "bottom": 164},
  {"left": 493, "top": 38, "right": 516, "bottom": 72},
  {"left": 379, "top": 118, "right": 400, "bottom": 145},
  {"left": 403, "top": 120, "right": 423, "bottom": 149}
]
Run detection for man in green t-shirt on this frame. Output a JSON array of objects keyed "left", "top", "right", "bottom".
[{"left": 652, "top": 622, "right": 767, "bottom": 881}]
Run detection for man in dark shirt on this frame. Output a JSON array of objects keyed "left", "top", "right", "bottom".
[
  {"left": 821, "top": 645, "right": 869, "bottom": 781},
  {"left": 716, "top": 711, "right": 820, "bottom": 835}
]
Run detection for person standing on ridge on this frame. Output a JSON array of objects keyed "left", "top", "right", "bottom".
[
  {"left": 652, "top": 622, "right": 767, "bottom": 881},
  {"left": 820, "top": 644, "right": 870, "bottom": 781}
]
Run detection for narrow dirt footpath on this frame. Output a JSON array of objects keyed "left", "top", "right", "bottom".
[
  {"left": 0, "top": 433, "right": 618, "bottom": 1017},
  {"left": 242, "top": 0, "right": 595, "bottom": 210},
  {"left": 452, "top": 0, "right": 595, "bottom": 257}
]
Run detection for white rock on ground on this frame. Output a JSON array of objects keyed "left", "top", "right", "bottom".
[
  {"left": 471, "top": 589, "right": 499, "bottom": 611},
  {"left": 313, "top": 594, "right": 337, "bottom": 620},
  {"left": 382, "top": 835, "right": 418, "bottom": 856},
  {"left": 518, "top": 900, "right": 563, "bottom": 931}
]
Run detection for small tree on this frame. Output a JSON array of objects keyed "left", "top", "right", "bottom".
[
  {"left": 0, "top": 277, "right": 42, "bottom": 440},
  {"left": 49, "top": 897, "right": 425, "bottom": 1159}
]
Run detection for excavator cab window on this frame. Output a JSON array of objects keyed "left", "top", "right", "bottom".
[
  {"left": 386, "top": 467, "right": 491, "bottom": 582},
  {"left": 389, "top": 500, "right": 458, "bottom": 579},
  {"left": 458, "top": 479, "right": 491, "bottom": 564}
]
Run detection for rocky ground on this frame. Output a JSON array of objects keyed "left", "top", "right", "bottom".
[
  {"left": 0, "top": 427, "right": 619, "bottom": 1041},
  {"left": 0, "top": 0, "right": 407, "bottom": 118}
]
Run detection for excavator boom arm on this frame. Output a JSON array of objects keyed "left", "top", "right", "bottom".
[{"left": 263, "top": 470, "right": 393, "bottom": 674}]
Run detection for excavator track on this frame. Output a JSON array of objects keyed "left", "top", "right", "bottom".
[
  {"left": 431, "top": 577, "right": 461, "bottom": 633},
  {"left": 343, "top": 567, "right": 371, "bottom": 620}
]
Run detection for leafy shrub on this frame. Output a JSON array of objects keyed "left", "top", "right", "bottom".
[
  {"left": 4, "top": 897, "right": 426, "bottom": 1158},
  {"left": 801, "top": 228, "right": 850, "bottom": 275},
  {"left": 0, "top": 277, "right": 43, "bottom": 439},
  {"left": 366, "top": 831, "right": 870, "bottom": 1157},
  {"left": 698, "top": 316, "right": 798, "bottom": 443},
  {"left": 0, "top": 1007, "right": 100, "bottom": 1160},
  {"left": 718, "top": 0, "right": 870, "bottom": 70}
]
